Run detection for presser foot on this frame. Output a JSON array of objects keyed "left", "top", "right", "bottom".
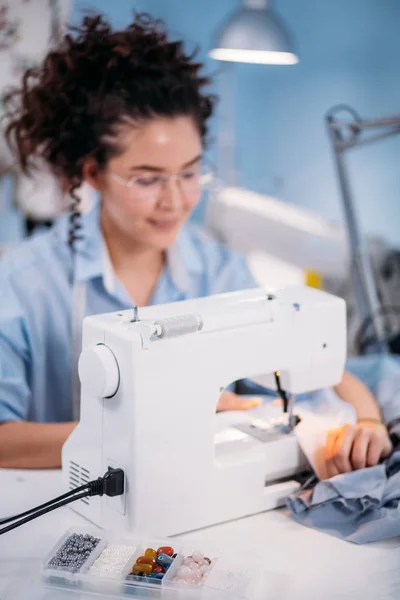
[{"left": 233, "top": 412, "right": 301, "bottom": 443}]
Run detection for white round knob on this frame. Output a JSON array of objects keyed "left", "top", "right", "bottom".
[{"left": 78, "top": 344, "right": 120, "bottom": 398}]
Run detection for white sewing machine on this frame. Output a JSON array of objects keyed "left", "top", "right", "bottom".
[{"left": 62, "top": 285, "right": 346, "bottom": 536}]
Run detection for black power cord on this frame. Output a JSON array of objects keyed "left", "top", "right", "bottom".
[
  {"left": 0, "top": 482, "right": 89, "bottom": 526},
  {"left": 0, "top": 491, "right": 91, "bottom": 536},
  {"left": 0, "top": 468, "right": 124, "bottom": 536}
]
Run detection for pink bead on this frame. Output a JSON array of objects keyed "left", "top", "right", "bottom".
[
  {"left": 177, "top": 566, "right": 192, "bottom": 578},
  {"left": 176, "top": 565, "right": 201, "bottom": 585},
  {"left": 199, "top": 558, "right": 210, "bottom": 566},
  {"left": 191, "top": 551, "right": 203, "bottom": 564},
  {"left": 188, "top": 563, "right": 201, "bottom": 573},
  {"left": 190, "top": 573, "right": 202, "bottom": 584},
  {"left": 182, "top": 572, "right": 201, "bottom": 584},
  {"left": 183, "top": 557, "right": 194, "bottom": 566}
]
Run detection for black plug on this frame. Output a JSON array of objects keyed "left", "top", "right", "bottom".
[
  {"left": 88, "top": 468, "right": 125, "bottom": 497},
  {"left": 103, "top": 467, "right": 125, "bottom": 497}
]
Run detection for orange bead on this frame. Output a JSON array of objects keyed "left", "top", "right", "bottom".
[
  {"left": 156, "top": 546, "right": 174, "bottom": 557},
  {"left": 137, "top": 556, "right": 156, "bottom": 566},
  {"left": 144, "top": 548, "right": 157, "bottom": 560},
  {"left": 132, "top": 563, "right": 153, "bottom": 575}
]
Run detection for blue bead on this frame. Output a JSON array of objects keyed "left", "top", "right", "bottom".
[{"left": 156, "top": 553, "right": 173, "bottom": 568}]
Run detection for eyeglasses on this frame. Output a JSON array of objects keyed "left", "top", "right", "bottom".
[{"left": 109, "top": 163, "right": 214, "bottom": 202}]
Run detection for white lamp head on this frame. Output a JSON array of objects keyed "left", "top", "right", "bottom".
[{"left": 209, "top": 0, "right": 298, "bottom": 65}]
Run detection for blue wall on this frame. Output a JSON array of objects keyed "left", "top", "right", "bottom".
[
  {"left": 72, "top": 0, "right": 400, "bottom": 247},
  {"left": 3, "top": 1, "right": 399, "bottom": 246}
]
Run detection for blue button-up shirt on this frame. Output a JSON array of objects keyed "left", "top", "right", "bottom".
[{"left": 0, "top": 202, "right": 257, "bottom": 423}]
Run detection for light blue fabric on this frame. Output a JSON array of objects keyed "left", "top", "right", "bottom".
[
  {"left": 0, "top": 201, "right": 256, "bottom": 423},
  {"left": 286, "top": 451, "right": 400, "bottom": 544},
  {"left": 285, "top": 354, "right": 400, "bottom": 544}
]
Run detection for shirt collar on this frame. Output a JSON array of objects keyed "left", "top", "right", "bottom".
[{"left": 57, "top": 199, "right": 203, "bottom": 296}]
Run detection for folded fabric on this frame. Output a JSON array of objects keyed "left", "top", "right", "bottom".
[{"left": 286, "top": 451, "right": 400, "bottom": 543}]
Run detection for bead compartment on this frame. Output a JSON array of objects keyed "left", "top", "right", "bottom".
[
  {"left": 47, "top": 533, "right": 103, "bottom": 574},
  {"left": 172, "top": 550, "right": 215, "bottom": 586},
  {"left": 43, "top": 531, "right": 108, "bottom": 590},
  {"left": 43, "top": 527, "right": 255, "bottom": 599},
  {"left": 123, "top": 540, "right": 184, "bottom": 591},
  {"left": 89, "top": 544, "right": 139, "bottom": 577}
]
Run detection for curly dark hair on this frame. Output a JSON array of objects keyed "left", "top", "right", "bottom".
[{"left": 3, "top": 12, "right": 215, "bottom": 192}]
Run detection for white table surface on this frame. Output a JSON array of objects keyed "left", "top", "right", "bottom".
[{"left": 0, "top": 468, "right": 399, "bottom": 600}]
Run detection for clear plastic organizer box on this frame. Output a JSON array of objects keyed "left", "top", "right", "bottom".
[{"left": 42, "top": 526, "right": 271, "bottom": 600}]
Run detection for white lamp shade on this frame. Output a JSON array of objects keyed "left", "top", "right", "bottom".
[{"left": 210, "top": 7, "right": 298, "bottom": 65}]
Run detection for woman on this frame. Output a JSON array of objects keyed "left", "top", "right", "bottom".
[{"left": 0, "top": 13, "right": 392, "bottom": 472}]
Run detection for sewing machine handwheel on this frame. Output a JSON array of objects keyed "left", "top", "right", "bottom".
[{"left": 78, "top": 344, "right": 120, "bottom": 398}]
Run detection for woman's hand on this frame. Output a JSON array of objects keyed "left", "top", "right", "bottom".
[
  {"left": 217, "top": 391, "right": 262, "bottom": 412},
  {"left": 325, "top": 421, "right": 392, "bottom": 478}
]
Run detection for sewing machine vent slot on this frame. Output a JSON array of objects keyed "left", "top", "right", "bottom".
[{"left": 69, "top": 461, "right": 91, "bottom": 505}]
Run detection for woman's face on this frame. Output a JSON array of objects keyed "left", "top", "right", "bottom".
[{"left": 87, "top": 116, "right": 203, "bottom": 251}]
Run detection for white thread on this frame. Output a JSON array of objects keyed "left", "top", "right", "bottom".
[{"left": 153, "top": 314, "right": 202, "bottom": 339}]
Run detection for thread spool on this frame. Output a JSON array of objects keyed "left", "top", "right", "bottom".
[{"left": 153, "top": 314, "right": 203, "bottom": 339}]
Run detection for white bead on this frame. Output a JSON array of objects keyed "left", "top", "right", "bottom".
[{"left": 89, "top": 544, "right": 135, "bottom": 574}]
